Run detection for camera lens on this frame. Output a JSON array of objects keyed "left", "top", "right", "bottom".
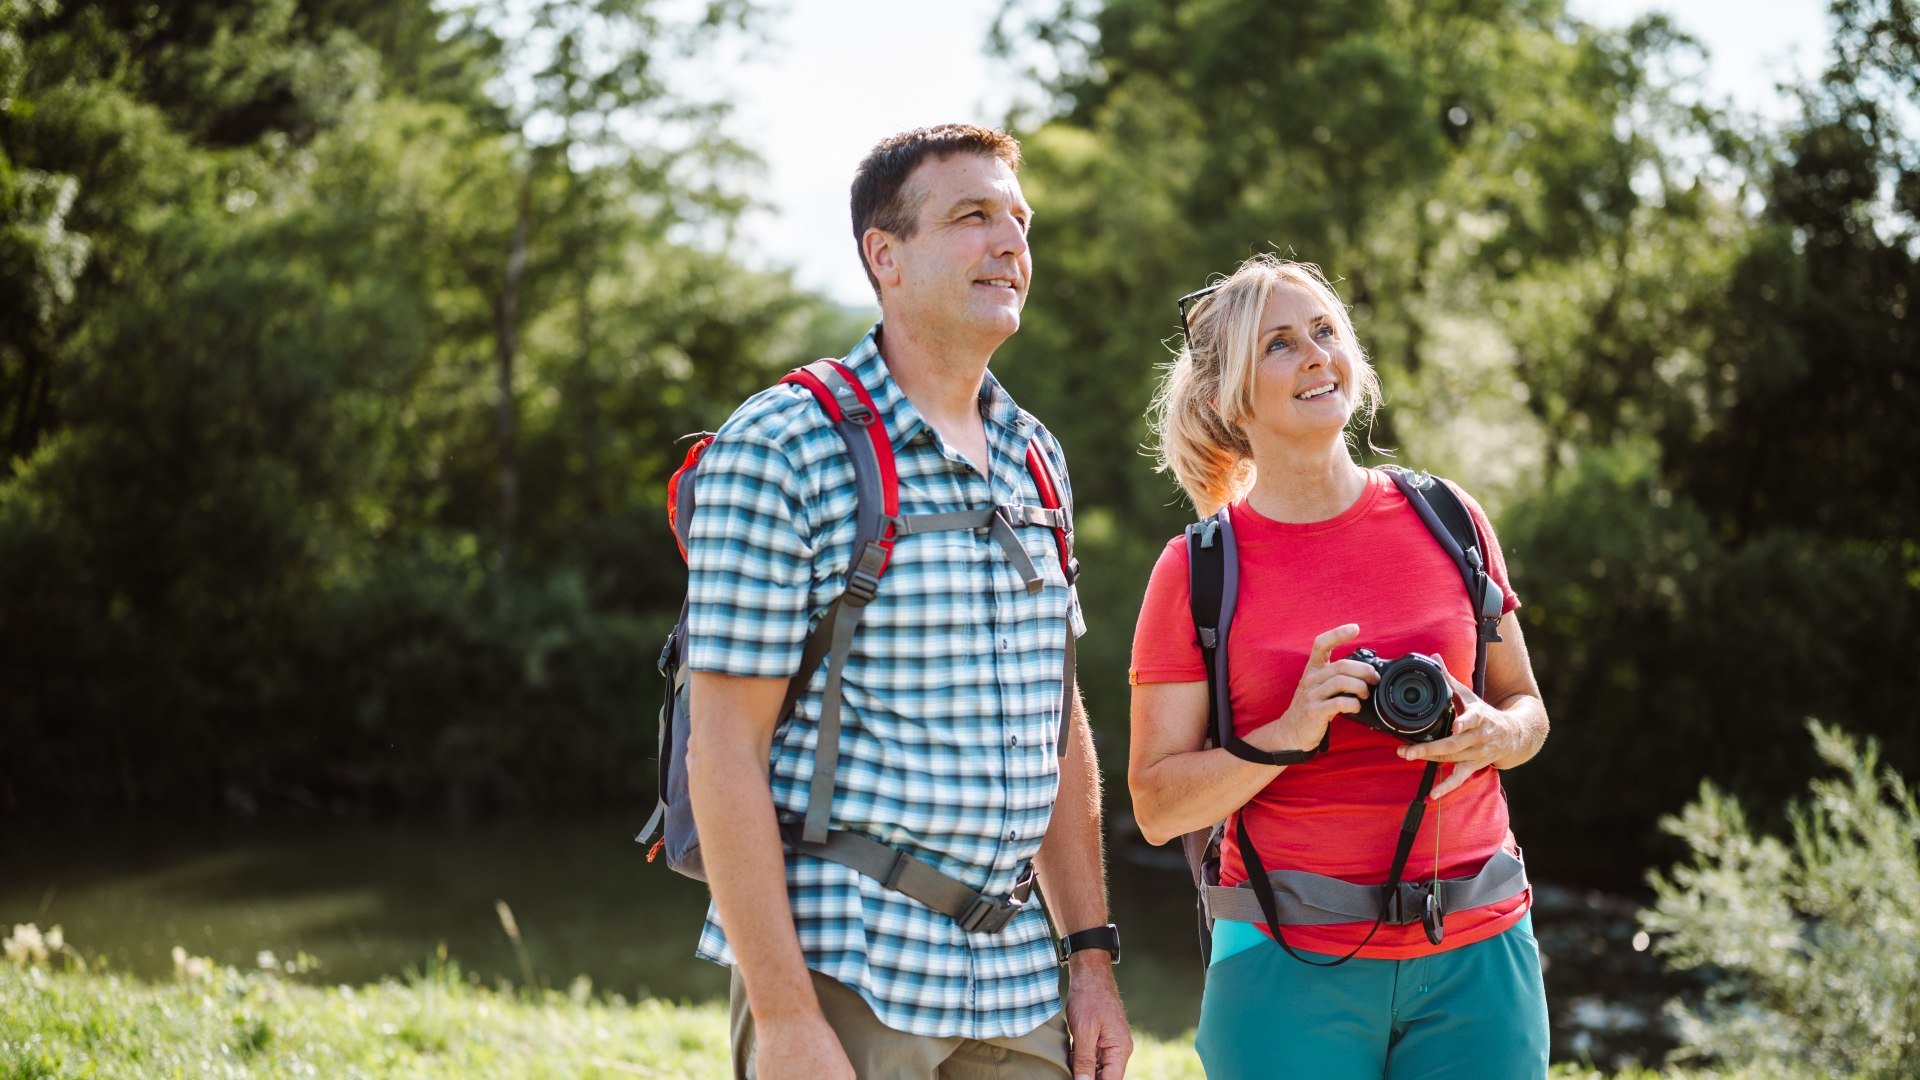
[{"left": 1377, "top": 657, "right": 1450, "bottom": 735}]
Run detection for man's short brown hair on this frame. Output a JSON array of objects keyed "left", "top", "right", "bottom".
[{"left": 850, "top": 124, "right": 1023, "bottom": 297}]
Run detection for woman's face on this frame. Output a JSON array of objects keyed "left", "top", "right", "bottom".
[{"left": 1243, "top": 282, "right": 1361, "bottom": 445}]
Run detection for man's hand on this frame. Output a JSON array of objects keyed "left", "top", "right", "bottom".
[
  {"left": 754, "top": 1013, "right": 856, "bottom": 1080},
  {"left": 1064, "top": 957, "right": 1131, "bottom": 1080},
  {"left": 1397, "top": 668, "right": 1531, "bottom": 800}
]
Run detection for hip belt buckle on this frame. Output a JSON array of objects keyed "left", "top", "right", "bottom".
[
  {"left": 957, "top": 864, "right": 1036, "bottom": 934},
  {"left": 1386, "top": 880, "right": 1448, "bottom": 945}
]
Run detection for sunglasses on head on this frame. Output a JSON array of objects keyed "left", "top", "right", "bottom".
[{"left": 1176, "top": 281, "right": 1227, "bottom": 342}]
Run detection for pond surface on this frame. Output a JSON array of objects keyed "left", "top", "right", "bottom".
[{"left": 0, "top": 815, "right": 1681, "bottom": 1069}]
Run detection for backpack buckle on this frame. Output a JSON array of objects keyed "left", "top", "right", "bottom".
[
  {"left": 844, "top": 565, "right": 882, "bottom": 604},
  {"left": 656, "top": 632, "right": 677, "bottom": 676},
  {"left": 840, "top": 541, "right": 888, "bottom": 605},
  {"left": 1386, "top": 879, "right": 1446, "bottom": 927},
  {"left": 956, "top": 863, "right": 1037, "bottom": 934}
]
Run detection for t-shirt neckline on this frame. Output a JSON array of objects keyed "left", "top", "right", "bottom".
[{"left": 1231, "top": 467, "right": 1388, "bottom": 536}]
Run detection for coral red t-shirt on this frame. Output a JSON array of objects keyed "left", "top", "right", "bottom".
[{"left": 1130, "top": 468, "right": 1531, "bottom": 958}]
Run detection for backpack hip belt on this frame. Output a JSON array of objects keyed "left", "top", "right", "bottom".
[
  {"left": 781, "top": 823, "right": 1037, "bottom": 934},
  {"left": 1202, "top": 846, "right": 1528, "bottom": 927}
]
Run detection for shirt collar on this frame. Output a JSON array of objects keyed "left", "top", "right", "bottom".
[{"left": 842, "top": 323, "right": 1036, "bottom": 453}]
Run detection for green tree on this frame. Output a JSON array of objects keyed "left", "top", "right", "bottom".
[
  {"left": 0, "top": 0, "right": 855, "bottom": 814},
  {"left": 988, "top": 0, "right": 1742, "bottom": 807}
]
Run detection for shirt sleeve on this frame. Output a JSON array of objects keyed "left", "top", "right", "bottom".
[
  {"left": 684, "top": 426, "right": 816, "bottom": 678},
  {"left": 1443, "top": 479, "right": 1521, "bottom": 615},
  {"left": 1129, "top": 536, "right": 1208, "bottom": 685}
]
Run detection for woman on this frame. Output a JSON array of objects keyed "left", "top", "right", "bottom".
[{"left": 1129, "top": 254, "right": 1551, "bottom": 1078}]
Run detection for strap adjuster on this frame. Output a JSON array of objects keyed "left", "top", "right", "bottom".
[
  {"left": 957, "top": 894, "right": 1020, "bottom": 934},
  {"left": 844, "top": 566, "right": 881, "bottom": 604},
  {"left": 881, "top": 847, "right": 911, "bottom": 891},
  {"left": 841, "top": 540, "right": 888, "bottom": 605}
]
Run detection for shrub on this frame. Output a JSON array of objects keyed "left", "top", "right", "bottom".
[{"left": 1642, "top": 720, "right": 1920, "bottom": 1078}]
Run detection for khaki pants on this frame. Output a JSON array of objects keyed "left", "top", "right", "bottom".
[{"left": 729, "top": 967, "right": 1070, "bottom": 1080}]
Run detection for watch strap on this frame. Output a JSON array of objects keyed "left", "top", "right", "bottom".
[{"left": 1057, "top": 923, "right": 1121, "bottom": 965}]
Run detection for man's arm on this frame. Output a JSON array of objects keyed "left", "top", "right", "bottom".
[
  {"left": 686, "top": 670, "right": 854, "bottom": 1080},
  {"left": 1032, "top": 682, "right": 1132, "bottom": 1080}
]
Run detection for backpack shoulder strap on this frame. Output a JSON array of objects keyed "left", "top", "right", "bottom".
[
  {"left": 1022, "top": 441, "right": 1079, "bottom": 585},
  {"left": 1381, "top": 466, "right": 1505, "bottom": 696},
  {"left": 1185, "top": 508, "right": 1327, "bottom": 765},
  {"left": 1020, "top": 439, "right": 1081, "bottom": 757},
  {"left": 775, "top": 359, "right": 898, "bottom": 843},
  {"left": 1185, "top": 513, "right": 1230, "bottom": 749}
]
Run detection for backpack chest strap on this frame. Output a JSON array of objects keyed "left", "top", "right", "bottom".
[{"left": 893, "top": 505, "right": 1062, "bottom": 595}]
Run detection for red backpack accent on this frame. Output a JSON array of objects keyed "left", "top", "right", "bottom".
[{"left": 666, "top": 437, "right": 714, "bottom": 561}]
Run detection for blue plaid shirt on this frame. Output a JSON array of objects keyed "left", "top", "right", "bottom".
[{"left": 684, "top": 325, "right": 1084, "bottom": 1039}]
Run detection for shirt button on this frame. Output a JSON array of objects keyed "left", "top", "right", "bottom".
[
  {"left": 1006, "top": 830, "right": 1017, "bottom": 841},
  {"left": 998, "top": 637, "right": 1010, "bottom": 651},
  {"left": 1009, "top": 735, "right": 1019, "bottom": 747}
]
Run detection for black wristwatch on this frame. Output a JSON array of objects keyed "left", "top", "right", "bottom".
[{"left": 1057, "top": 923, "right": 1121, "bottom": 965}]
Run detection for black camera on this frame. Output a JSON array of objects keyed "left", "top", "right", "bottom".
[{"left": 1348, "top": 649, "right": 1454, "bottom": 744}]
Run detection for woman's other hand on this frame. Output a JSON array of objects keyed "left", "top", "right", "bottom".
[
  {"left": 1399, "top": 667, "right": 1529, "bottom": 800},
  {"left": 1398, "top": 612, "right": 1550, "bottom": 799}
]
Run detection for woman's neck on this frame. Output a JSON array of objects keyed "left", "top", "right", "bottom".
[{"left": 1243, "top": 442, "right": 1369, "bottom": 524}]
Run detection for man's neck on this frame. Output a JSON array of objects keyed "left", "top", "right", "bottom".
[
  {"left": 877, "top": 321, "right": 998, "bottom": 471},
  {"left": 879, "top": 320, "right": 994, "bottom": 424}
]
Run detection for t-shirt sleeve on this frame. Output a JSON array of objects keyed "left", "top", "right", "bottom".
[
  {"left": 1444, "top": 479, "right": 1521, "bottom": 615},
  {"left": 1130, "top": 536, "right": 1208, "bottom": 685},
  {"left": 684, "top": 427, "right": 816, "bottom": 677}
]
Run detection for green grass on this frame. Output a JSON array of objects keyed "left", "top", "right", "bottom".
[
  {"left": 0, "top": 958, "right": 1730, "bottom": 1078},
  {"left": 0, "top": 958, "right": 1214, "bottom": 1079}
]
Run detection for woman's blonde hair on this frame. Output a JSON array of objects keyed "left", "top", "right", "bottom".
[{"left": 1148, "top": 255, "right": 1381, "bottom": 515}]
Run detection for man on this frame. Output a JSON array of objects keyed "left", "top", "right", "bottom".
[{"left": 684, "top": 124, "right": 1131, "bottom": 1080}]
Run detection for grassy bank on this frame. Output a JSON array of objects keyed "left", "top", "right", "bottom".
[
  {"left": 1, "top": 954, "right": 1702, "bottom": 1078},
  {"left": 0, "top": 956, "right": 1218, "bottom": 1079}
]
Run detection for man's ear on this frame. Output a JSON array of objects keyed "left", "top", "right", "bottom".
[{"left": 863, "top": 228, "right": 902, "bottom": 291}]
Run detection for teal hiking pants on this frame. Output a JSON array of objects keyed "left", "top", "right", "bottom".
[{"left": 1194, "top": 913, "right": 1549, "bottom": 1079}]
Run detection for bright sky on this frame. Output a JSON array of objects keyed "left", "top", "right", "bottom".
[{"left": 710, "top": 0, "right": 1832, "bottom": 307}]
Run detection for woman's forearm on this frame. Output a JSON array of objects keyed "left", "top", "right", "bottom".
[{"left": 1491, "top": 692, "right": 1549, "bottom": 771}]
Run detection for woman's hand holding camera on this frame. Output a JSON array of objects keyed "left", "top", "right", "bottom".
[
  {"left": 1397, "top": 668, "right": 1529, "bottom": 800},
  {"left": 1252, "top": 623, "right": 1379, "bottom": 757}
]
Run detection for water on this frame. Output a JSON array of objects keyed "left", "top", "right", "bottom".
[{"left": 0, "top": 815, "right": 1678, "bottom": 1067}]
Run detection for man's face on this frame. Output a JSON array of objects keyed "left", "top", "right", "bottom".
[{"left": 872, "top": 153, "right": 1032, "bottom": 349}]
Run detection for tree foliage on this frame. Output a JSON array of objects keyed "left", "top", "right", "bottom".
[
  {"left": 991, "top": 0, "right": 1919, "bottom": 879},
  {"left": 0, "top": 0, "right": 859, "bottom": 815},
  {"left": 1, "top": 0, "right": 1914, "bottom": 880}
]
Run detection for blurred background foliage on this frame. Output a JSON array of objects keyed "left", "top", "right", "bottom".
[{"left": 2, "top": 0, "right": 1915, "bottom": 888}]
